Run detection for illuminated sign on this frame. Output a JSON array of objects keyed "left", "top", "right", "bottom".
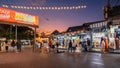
[
  {"left": 0, "top": 8, "right": 10, "bottom": 19},
  {"left": 15, "top": 12, "right": 36, "bottom": 24},
  {"left": 0, "top": 7, "right": 39, "bottom": 27}
]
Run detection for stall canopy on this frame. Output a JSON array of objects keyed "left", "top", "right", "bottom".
[{"left": 0, "top": 7, "right": 39, "bottom": 27}]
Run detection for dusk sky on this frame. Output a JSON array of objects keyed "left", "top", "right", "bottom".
[{"left": 0, "top": 0, "right": 120, "bottom": 34}]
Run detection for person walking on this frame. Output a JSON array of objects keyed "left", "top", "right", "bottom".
[
  {"left": 72, "top": 39, "right": 76, "bottom": 53},
  {"left": 16, "top": 40, "right": 22, "bottom": 52},
  {"left": 11, "top": 40, "right": 16, "bottom": 52},
  {"left": 5, "top": 40, "right": 9, "bottom": 52},
  {"left": 68, "top": 40, "right": 72, "bottom": 52},
  {"left": 87, "top": 38, "right": 91, "bottom": 51},
  {"left": 100, "top": 37, "right": 105, "bottom": 54},
  {"left": 75, "top": 43, "right": 82, "bottom": 56}
]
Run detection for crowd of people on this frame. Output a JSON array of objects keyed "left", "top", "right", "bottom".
[
  {"left": 35, "top": 38, "right": 92, "bottom": 55},
  {"left": 0, "top": 40, "right": 22, "bottom": 53},
  {"left": 0, "top": 37, "right": 108, "bottom": 54},
  {"left": 34, "top": 37, "right": 111, "bottom": 55}
]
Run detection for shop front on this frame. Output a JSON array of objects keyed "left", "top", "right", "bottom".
[
  {"left": 0, "top": 7, "right": 39, "bottom": 52},
  {"left": 89, "top": 20, "right": 108, "bottom": 51},
  {"left": 108, "top": 19, "right": 120, "bottom": 51}
]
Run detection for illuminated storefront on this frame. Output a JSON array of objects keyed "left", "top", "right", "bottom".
[
  {"left": 0, "top": 7, "right": 39, "bottom": 52},
  {"left": 89, "top": 20, "right": 108, "bottom": 51},
  {"left": 108, "top": 19, "right": 120, "bottom": 50}
]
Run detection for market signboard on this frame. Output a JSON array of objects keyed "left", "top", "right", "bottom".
[
  {"left": 0, "top": 7, "right": 14, "bottom": 22},
  {"left": 0, "top": 7, "right": 39, "bottom": 27},
  {"left": 15, "top": 12, "right": 36, "bottom": 25}
]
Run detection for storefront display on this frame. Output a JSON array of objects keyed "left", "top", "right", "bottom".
[{"left": 92, "top": 32, "right": 105, "bottom": 48}]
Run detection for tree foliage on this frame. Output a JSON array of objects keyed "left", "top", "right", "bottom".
[{"left": 0, "top": 24, "right": 37, "bottom": 40}]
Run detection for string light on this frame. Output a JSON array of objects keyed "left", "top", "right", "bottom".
[
  {"left": 2, "top": 4, "right": 87, "bottom": 10},
  {"left": 39, "top": 7, "right": 42, "bottom": 10},
  {"left": 48, "top": 7, "right": 50, "bottom": 10},
  {"left": 36, "top": 7, "right": 39, "bottom": 9},
  {"left": 2, "top": 5, "right": 9, "bottom": 8},
  {"left": 21, "top": 6, "right": 23, "bottom": 9}
]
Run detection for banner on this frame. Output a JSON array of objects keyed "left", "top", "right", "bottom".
[{"left": 0, "top": 7, "right": 39, "bottom": 27}]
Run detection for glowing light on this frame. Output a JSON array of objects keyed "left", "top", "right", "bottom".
[
  {"left": 58, "top": 7, "right": 60, "bottom": 10},
  {"left": 64, "top": 7, "right": 66, "bottom": 10},
  {"left": 2, "top": 4, "right": 87, "bottom": 10},
  {"left": 27, "top": 7, "right": 30, "bottom": 9},
  {"left": 18, "top": 6, "right": 21, "bottom": 8},
  {"left": 39, "top": 7, "right": 42, "bottom": 10},
  {"left": 30, "top": 7, "right": 32, "bottom": 9},
  {"left": 60, "top": 7, "right": 63, "bottom": 10},
  {"left": 84, "top": 5, "right": 87, "bottom": 8},
  {"left": 55, "top": 7, "right": 57, "bottom": 10},
  {"left": 42, "top": 7, "right": 45, "bottom": 10},
  {"left": 33, "top": 7, "right": 36, "bottom": 10},
  {"left": 70, "top": 7, "right": 72, "bottom": 10},
  {"left": 11, "top": 5, "right": 14, "bottom": 8},
  {"left": 2, "top": 5, "right": 9, "bottom": 8},
  {"left": 78, "top": 6, "right": 81, "bottom": 9},
  {"left": 67, "top": 7, "right": 69, "bottom": 9},
  {"left": 48, "top": 7, "right": 51, "bottom": 9},
  {"left": 36, "top": 7, "right": 39, "bottom": 9},
  {"left": 24, "top": 6, "right": 26, "bottom": 9},
  {"left": 52, "top": 7, "right": 54, "bottom": 10},
  {"left": 21, "top": 6, "right": 23, "bottom": 8},
  {"left": 45, "top": 7, "right": 48, "bottom": 10},
  {"left": 72, "top": 6, "right": 75, "bottom": 9},
  {"left": 81, "top": 6, "right": 84, "bottom": 8},
  {"left": 75, "top": 7, "right": 78, "bottom": 9},
  {"left": 14, "top": 6, "right": 17, "bottom": 8}
]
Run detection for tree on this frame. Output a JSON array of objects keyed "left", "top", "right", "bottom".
[{"left": 0, "top": 24, "right": 35, "bottom": 40}]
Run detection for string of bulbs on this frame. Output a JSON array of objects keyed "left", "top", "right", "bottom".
[{"left": 2, "top": 4, "right": 87, "bottom": 10}]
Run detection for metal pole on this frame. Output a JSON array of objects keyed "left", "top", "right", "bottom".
[
  {"left": 33, "top": 27, "right": 36, "bottom": 52},
  {"left": 10, "top": 25, "right": 12, "bottom": 39},
  {"left": 15, "top": 25, "right": 17, "bottom": 41}
]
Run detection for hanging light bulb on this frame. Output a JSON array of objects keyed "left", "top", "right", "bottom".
[
  {"left": 58, "top": 7, "right": 60, "bottom": 10},
  {"left": 72, "top": 6, "right": 75, "bottom": 9},
  {"left": 24, "top": 6, "right": 26, "bottom": 9},
  {"left": 52, "top": 7, "right": 54, "bottom": 10},
  {"left": 83, "top": 5, "right": 87, "bottom": 8},
  {"left": 14, "top": 6, "right": 17, "bottom": 8},
  {"left": 78, "top": 6, "right": 81, "bottom": 9},
  {"left": 30, "top": 7, "right": 32, "bottom": 9},
  {"left": 11, "top": 5, "right": 14, "bottom": 8},
  {"left": 66, "top": 7, "right": 69, "bottom": 10},
  {"left": 21, "top": 6, "right": 23, "bottom": 8},
  {"left": 18, "top": 6, "right": 20, "bottom": 8},
  {"left": 42, "top": 7, "right": 45, "bottom": 10},
  {"left": 45, "top": 7, "right": 48, "bottom": 10},
  {"left": 81, "top": 6, "right": 84, "bottom": 8},
  {"left": 70, "top": 7, "right": 72, "bottom": 10},
  {"left": 39, "top": 7, "right": 41, "bottom": 10},
  {"left": 36, "top": 7, "right": 39, "bottom": 9},
  {"left": 27, "top": 7, "right": 30, "bottom": 9},
  {"left": 55, "top": 7, "right": 57, "bottom": 10},
  {"left": 60, "top": 7, "right": 63, "bottom": 10},
  {"left": 48, "top": 7, "right": 51, "bottom": 10},
  {"left": 75, "top": 6, "right": 78, "bottom": 9},
  {"left": 33, "top": 7, "right": 36, "bottom": 10},
  {"left": 64, "top": 7, "right": 66, "bottom": 10}
]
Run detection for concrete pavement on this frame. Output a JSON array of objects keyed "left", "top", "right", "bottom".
[{"left": 0, "top": 48, "right": 120, "bottom": 68}]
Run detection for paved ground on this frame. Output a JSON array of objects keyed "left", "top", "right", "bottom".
[{"left": 0, "top": 48, "right": 120, "bottom": 68}]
